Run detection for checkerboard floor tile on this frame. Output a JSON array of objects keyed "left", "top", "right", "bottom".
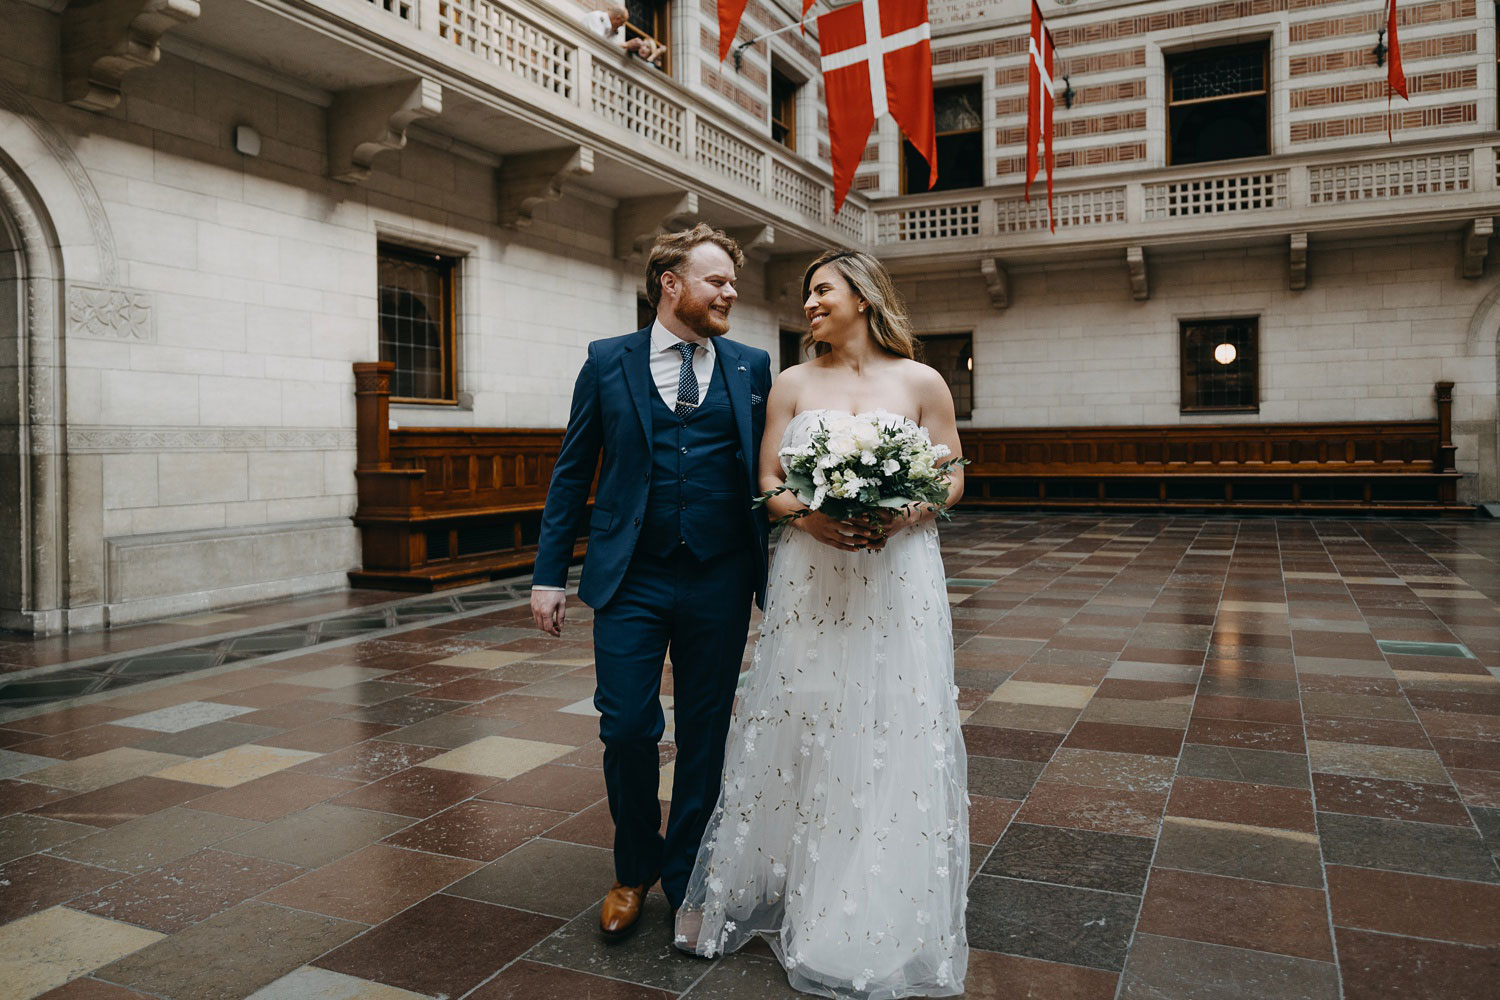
[{"left": 0, "top": 513, "right": 1498, "bottom": 998}]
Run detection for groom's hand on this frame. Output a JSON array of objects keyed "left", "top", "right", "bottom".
[{"left": 531, "top": 589, "right": 567, "bottom": 636}]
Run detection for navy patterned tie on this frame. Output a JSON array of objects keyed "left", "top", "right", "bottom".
[{"left": 674, "top": 342, "right": 698, "bottom": 417}]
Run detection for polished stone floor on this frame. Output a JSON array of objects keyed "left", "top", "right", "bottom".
[{"left": 2, "top": 512, "right": 1499, "bottom": 999}]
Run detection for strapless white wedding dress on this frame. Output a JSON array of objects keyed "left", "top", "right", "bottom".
[{"left": 677, "top": 409, "right": 968, "bottom": 999}]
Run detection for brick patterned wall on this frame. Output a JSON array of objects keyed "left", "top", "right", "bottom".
[{"left": 934, "top": 0, "right": 1489, "bottom": 181}]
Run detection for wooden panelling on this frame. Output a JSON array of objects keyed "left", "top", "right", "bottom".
[
  {"left": 348, "top": 362, "right": 589, "bottom": 591},
  {"left": 958, "top": 383, "right": 1468, "bottom": 513}
]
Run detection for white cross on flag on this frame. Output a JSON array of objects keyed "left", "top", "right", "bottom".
[
  {"left": 819, "top": 0, "right": 937, "bottom": 212},
  {"left": 1026, "top": 0, "right": 1058, "bottom": 232}
]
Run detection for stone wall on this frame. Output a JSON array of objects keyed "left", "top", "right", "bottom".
[
  {"left": 0, "top": 0, "right": 783, "bottom": 628},
  {"left": 900, "top": 238, "right": 1500, "bottom": 500}
]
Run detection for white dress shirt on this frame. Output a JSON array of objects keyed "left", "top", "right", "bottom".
[
  {"left": 533, "top": 321, "right": 716, "bottom": 594},
  {"left": 650, "top": 318, "right": 715, "bottom": 412}
]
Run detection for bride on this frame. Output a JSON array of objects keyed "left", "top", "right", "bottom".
[{"left": 675, "top": 249, "right": 968, "bottom": 998}]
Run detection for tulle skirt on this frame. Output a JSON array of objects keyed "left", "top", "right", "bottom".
[{"left": 677, "top": 521, "right": 968, "bottom": 999}]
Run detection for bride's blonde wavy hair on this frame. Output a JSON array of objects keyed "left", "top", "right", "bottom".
[{"left": 799, "top": 250, "right": 918, "bottom": 362}]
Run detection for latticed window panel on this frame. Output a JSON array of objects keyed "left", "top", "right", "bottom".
[
  {"left": 1169, "top": 46, "right": 1265, "bottom": 102},
  {"left": 831, "top": 200, "right": 868, "bottom": 243},
  {"left": 997, "top": 187, "right": 1126, "bottom": 232},
  {"left": 378, "top": 245, "right": 457, "bottom": 403},
  {"left": 772, "top": 161, "right": 823, "bottom": 219},
  {"left": 695, "top": 120, "right": 763, "bottom": 190},
  {"left": 591, "top": 62, "right": 683, "bottom": 153},
  {"left": 366, "top": 0, "right": 413, "bottom": 21},
  {"left": 1308, "top": 153, "right": 1473, "bottom": 204},
  {"left": 875, "top": 202, "right": 982, "bottom": 242},
  {"left": 436, "top": 0, "right": 575, "bottom": 99},
  {"left": 1143, "top": 170, "right": 1287, "bottom": 219}
]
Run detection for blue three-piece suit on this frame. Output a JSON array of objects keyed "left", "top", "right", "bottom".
[{"left": 533, "top": 325, "right": 773, "bottom": 906}]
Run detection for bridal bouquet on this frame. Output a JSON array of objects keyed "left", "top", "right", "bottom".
[{"left": 756, "top": 411, "right": 966, "bottom": 529}]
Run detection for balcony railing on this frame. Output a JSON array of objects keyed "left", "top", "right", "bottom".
[
  {"left": 873, "top": 141, "right": 1496, "bottom": 249},
  {"left": 342, "top": 0, "right": 866, "bottom": 243}
]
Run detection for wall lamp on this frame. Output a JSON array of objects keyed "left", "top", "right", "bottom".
[{"left": 1373, "top": 29, "right": 1387, "bottom": 68}]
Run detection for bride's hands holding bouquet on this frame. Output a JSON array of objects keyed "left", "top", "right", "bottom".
[
  {"left": 756, "top": 410, "right": 965, "bottom": 553},
  {"left": 795, "top": 509, "right": 885, "bottom": 552}
]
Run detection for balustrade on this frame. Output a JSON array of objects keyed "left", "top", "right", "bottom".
[{"left": 342, "top": 1, "right": 1489, "bottom": 256}]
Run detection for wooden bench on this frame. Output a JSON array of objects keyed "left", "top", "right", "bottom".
[
  {"left": 958, "top": 382, "right": 1470, "bottom": 514},
  {"left": 348, "top": 362, "right": 590, "bottom": 591}
]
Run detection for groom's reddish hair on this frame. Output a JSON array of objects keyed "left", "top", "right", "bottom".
[{"left": 644, "top": 223, "right": 744, "bottom": 311}]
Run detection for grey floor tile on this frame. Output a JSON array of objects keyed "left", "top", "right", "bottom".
[
  {"left": 1154, "top": 817, "right": 1324, "bottom": 887},
  {"left": 54, "top": 807, "right": 260, "bottom": 874},
  {"left": 683, "top": 952, "right": 803, "bottom": 998},
  {"left": 0, "top": 814, "right": 97, "bottom": 864},
  {"left": 983, "top": 822, "right": 1154, "bottom": 894},
  {"left": 1118, "top": 932, "right": 1339, "bottom": 1000},
  {"left": 447, "top": 837, "right": 615, "bottom": 918},
  {"left": 137, "top": 721, "right": 281, "bottom": 758},
  {"left": 524, "top": 894, "right": 709, "bottom": 992},
  {"left": 1177, "top": 744, "right": 1311, "bottom": 789},
  {"left": 967, "top": 757, "right": 1045, "bottom": 800},
  {"left": 1316, "top": 812, "right": 1500, "bottom": 882},
  {"left": 96, "top": 900, "right": 362, "bottom": 999},
  {"left": 967, "top": 875, "right": 1139, "bottom": 971},
  {"left": 215, "top": 803, "right": 412, "bottom": 868}
]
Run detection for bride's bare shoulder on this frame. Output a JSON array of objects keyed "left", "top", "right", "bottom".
[{"left": 898, "top": 357, "right": 948, "bottom": 389}]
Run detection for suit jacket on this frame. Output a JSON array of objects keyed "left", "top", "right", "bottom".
[{"left": 533, "top": 325, "right": 773, "bottom": 610}]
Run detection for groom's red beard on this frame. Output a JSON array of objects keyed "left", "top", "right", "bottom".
[{"left": 674, "top": 294, "right": 732, "bottom": 338}]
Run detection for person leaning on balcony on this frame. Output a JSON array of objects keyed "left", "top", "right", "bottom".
[{"left": 583, "top": 2, "right": 666, "bottom": 68}]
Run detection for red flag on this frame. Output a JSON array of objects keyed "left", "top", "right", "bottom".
[
  {"left": 819, "top": 0, "right": 936, "bottom": 212},
  {"left": 1385, "top": 0, "right": 1408, "bottom": 140},
  {"left": 1025, "top": 0, "right": 1058, "bottom": 231},
  {"left": 718, "top": 0, "right": 749, "bottom": 61}
]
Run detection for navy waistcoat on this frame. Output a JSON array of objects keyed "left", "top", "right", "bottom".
[{"left": 637, "top": 385, "right": 751, "bottom": 561}]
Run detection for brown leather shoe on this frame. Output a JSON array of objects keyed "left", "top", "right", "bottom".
[{"left": 600, "top": 880, "right": 651, "bottom": 938}]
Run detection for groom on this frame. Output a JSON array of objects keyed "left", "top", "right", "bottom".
[{"left": 531, "top": 223, "right": 771, "bottom": 938}]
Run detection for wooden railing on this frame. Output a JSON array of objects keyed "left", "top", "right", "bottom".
[
  {"left": 348, "top": 361, "right": 589, "bottom": 590},
  {"left": 958, "top": 382, "right": 1467, "bottom": 513},
  {"left": 349, "top": 368, "right": 1469, "bottom": 591}
]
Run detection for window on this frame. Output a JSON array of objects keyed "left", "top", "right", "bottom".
[
  {"left": 377, "top": 243, "right": 457, "bottom": 402},
  {"left": 902, "top": 84, "right": 983, "bottom": 194},
  {"left": 637, "top": 295, "right": 655, "bottom": 330},
  {"left": 771, "top": 64, "right": 799, "bottom": 151},
  {"left": 917, "top": 333, "right": 973, "bottom": 420},
  {"left": 625, "top": 0, "right": 670, "bottom": 73},
  {"left": 1167, "top": 42, "right": 1269, "bottom": 166},
  {"left": 1181, "top": 317, "right": 1258, "bottom": 413},
  {"left": 780, "top": 329, "right": 805, "bottom": 371}
]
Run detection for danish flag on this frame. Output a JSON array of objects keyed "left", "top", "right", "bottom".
[
  {"left": 1385, "top": 0, "right": 1408, "bottom": 140},
  {"left": 819, "top": 0, "right": 937, "bottom": 212},
  {"left": 717, "top": 0, "right": 749, "bottom": 61},
  {"left": 1025, "top": 0, "right": 1058, "bottom": 232}
]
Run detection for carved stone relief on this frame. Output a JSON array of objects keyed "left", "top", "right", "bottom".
[{"left": 67, "top": 283, "right": 154, "bottom": 340}]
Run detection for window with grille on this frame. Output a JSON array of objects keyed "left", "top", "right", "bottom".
[
  {"left": 780, "top": 329, "right": 805, "bottom": 371},
  {"left": 1181, "top": 318, "right": 1258, "bottom": 413},
  {"left": 378, "top": 243, "right": 457, "bottom": 403},
  {"left": 625, "top": 0, "right": 670, "bottom": 73},
  {"left": 902, "top": 84, "right": 983, "bottom": 194},
  {"left": 771, "top": 64, "right": 799, "bottom": 151},
  {"left": 1167, "top": 42, "right": 1270, "bottom": 166},
  {"left": 917, "top": 333, "right": 973, "bottom": 420}
]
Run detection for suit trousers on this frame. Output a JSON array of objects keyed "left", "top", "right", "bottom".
[{"left": 592, "top": 544, "right": 755, "bottom": 906}]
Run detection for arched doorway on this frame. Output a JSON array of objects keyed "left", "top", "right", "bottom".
[{"left": 0, "top": 150, "right": 65, "bottom": 633}]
